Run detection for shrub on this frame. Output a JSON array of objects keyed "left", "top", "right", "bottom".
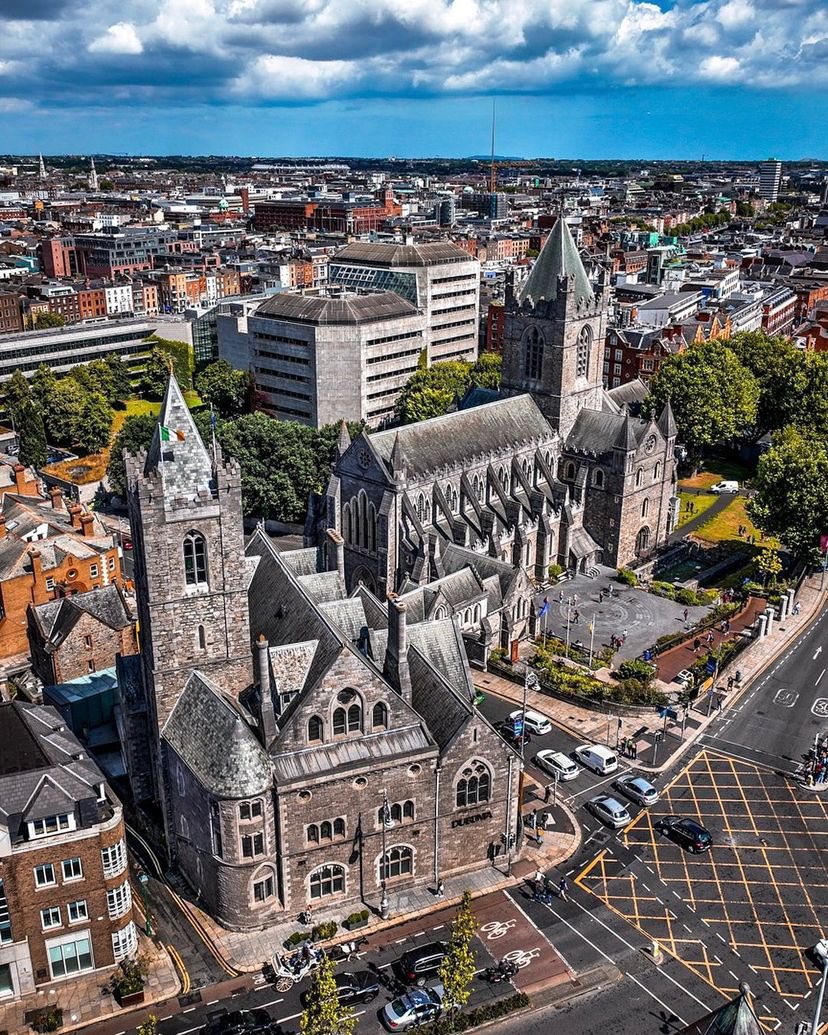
[
  {"left": 312, "top": 920, "right": 338, "bottom": 941},
  {"left": 423, "top": 992, "right": 530, "bottom": 1034},
  {"left": 617, "top": 568, "right": 638, "bottom": 586},
  {"left": 109, "top": 954, "right": 150, "bottom": 997},
  {"left": 547, "top": 563, "right": 564, "bottom": 581},
  {"left": 617, "top": 659, "right": 656, "bottom": 684},
  {"left": 489, "top": 647, "right": 508, "bottom": 664},
  {"left": 346, "top": 909, "right": 370, "bottom": 925},
  {"left": 32, "top": 1009, "right": 63, "bottom": 1033},
  {"left": 284, "top": 930, "right": 312, "bottom": 948}
]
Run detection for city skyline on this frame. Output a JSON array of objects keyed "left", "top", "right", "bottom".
[{"left": 1, "top": 0, "right": 826, "bottom": 158}]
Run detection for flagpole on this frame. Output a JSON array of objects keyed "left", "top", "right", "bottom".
[{"left": 588, "top": 621, "right": 595, "bottom": 669}]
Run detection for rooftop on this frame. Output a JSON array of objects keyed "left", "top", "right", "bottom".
[{"left": 255, "top": 290, "right": 418, "bottom": 325}]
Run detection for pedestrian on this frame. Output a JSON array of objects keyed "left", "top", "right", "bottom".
[
  {"left": 573, "top": 609, "right": 580, "bottom": 625},
  {"left": 559, "top": 591, "right": 564, "bottom": 603},
  {"left": 706, "top": 630, "right": 714, "bottom": 645},
  {"left": 559, "top": 876, "right": 569, "bottom": 901},
  {"left": 632, "top": 740, "right": 638, "bottom": 760},
  {"left": 621, "top": 736, "right": 628, "bottom": 757},
  {"left": 724, "top": 619, "right": 730, "bottom": 634},
  {"left": 727, "top": 676, "right": 734, "bottom": 691},
  {"left": 693, "top": 637, "right": 701, "bottom": 653},
  {"left": 436, "top": 879, "right": 445, "bottom": 898},
  {"left": 598, "top": 591, "right": 604, "bottom": 603},
  {"left": 716, "top": 695, "right": 723, "bottom": 712},
  {"left": 544, "top": 783, "right": 552, "bottom": 804},
  {"left": 534, "top": 868, "right": 545, "bottom": 887},
  {"left": 683, "top": 608, "right": 689, "bottom": 622},
  {"left": 622, "top": 627, "right": 628, "bottom": 639}
]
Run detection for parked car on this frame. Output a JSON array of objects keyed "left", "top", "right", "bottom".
[
  {"left": 613, "top": 774, "right": 659, "bottom": 806},
  {"left": 497, "top": 722, "right": 532, "bottom": 749},
  {"left": 534, "top": 749, "right": 580, "bottom": 782},
  {"left": 332, "top": 971, "right": 381, "bottom": 1005},
  {"left": 586, "top": 795, "right": 631, "bottom": 829},
  {"left": 574, "top": 744, "right": 618, "bottom": 775},
  {"left": 215, "top": 1010, "right": 272, "bottom": 1035},
  {"left": 675, "top": 669, "right": 693, "bottom": 687},
  {"left": 711, "top": 480, "right": 739, "bottom": 494},
  {"left": 509, "top": 708, "right": 552, "bottom": 735},
  {"left": 381, "top": 986, "right": 444, "bottom": 1030},
  {"left": 654, "top": 815, "right": 713, "bottom": 853},
  {"left": 396, "top": 941, "right": 448, "bottom": 986},
  {"left": 122, "top": 537, "right": 133, "bottom": 550}
]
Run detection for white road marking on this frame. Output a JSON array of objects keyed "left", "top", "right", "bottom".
[
  {"left": 258, "top": 998, "right": 285, "bottom": 1008},
  {"left": 625, "top": 970, "right": 686, "bottom": 1027},
  {"left": 817, "top": 668, "right": 826, "bottom": 686}
]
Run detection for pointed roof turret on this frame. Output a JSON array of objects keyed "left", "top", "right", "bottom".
[
  {"left": 144, "top": 375, "right": 214, "bottom": 499},
  {"left": 389, "top": 433, "right": 407, "bottom": 479},
  {"left": 658, "top": 398, "right": 678, "bottom": 440},
  {"left": 518, "top": 217, "right": 594, "bottom": 307},
  {"left": 336, "top": 419, "right": 351, "bottom": 458},
  {"left": 615, "top": 413, "right": 638, "bottom": 452},
  {"left": 678, "top": 981, "right": 762, "bottom": 1035}
]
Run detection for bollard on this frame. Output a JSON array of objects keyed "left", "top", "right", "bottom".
[
  {"left": 650, "top": 940, "right": 664, "bottom": 964},
  {"left": 787, "top": 587, "right": 796, "bottom": 614},
  {"left": 765, "top": 606, "right": 775, "bottom": 636},
  {"left": 758, "top": 613, "right": 768, "bottom": 639},
  {"left": 779, "top": 596, "right": 789, "bottom": 623}
]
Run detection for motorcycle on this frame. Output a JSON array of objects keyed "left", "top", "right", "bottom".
[{"left": 484, "top": 958, "right": 519, "bottom": 984}]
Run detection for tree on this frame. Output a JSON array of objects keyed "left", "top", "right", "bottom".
[
  {"left": 645, "top": 340, "right": 759, "bottom": 457},
  {"left": 30, "top": 364, "right": 57, "bottom": 410},
  {"left": 470, "top": 352, "right": 502, "bottom": 390},
  {"left": 754, "top": 547, "right": 782, "bottom": 587},
  {"left": 32, "top": 311, "right": 65, "bottom": 330},
  {"left": 438, "top": 890, "right": 477, "bottom": 1019},
  {"left": 725, "top": 330, "right": 801, "bottom": 433},
  {"left": 195, "top": 360, "right": 251, "bottom": 418},
  {"left": 16, "top": 400, "right": 47, "bottom": 468},
  {"left": 140, "top": 348, "right": 174, "bottom": 400},
  {"left": 46, "top": 379, "right": 87, "bottom": 446},
  {"left": 750, "top": 427, "right": 828, "bottom": 561},
  {"left": 4, "top": 368, "right": 31, "bottom": 418},
  {"left": 299, "top": 953, "right": 355, "bottom": 1035},
  {"left": 145, "top": 335, "right": 193, "bottom": 387},
  {"left": 107, "top": 413, "right": 157, "bottom": 496},
  {"left": 77, "top": 391, "right": 113, "bottom": 455},
  {"left": 106, "top": 354, "right": 133, "bottom": 402}
]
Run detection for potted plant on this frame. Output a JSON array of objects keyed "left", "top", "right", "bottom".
[
  {"left": 344, "top": 909, "right": 370, "bottom": 931},
  {"left": 109, "top": 954, "right": 150, "bottom": 1007},
  {"left": 31, "top": 1007, "right": 63, "bottom": 1032},
  {"left": 311, "top": 920, "right": 338, "bottom": 942}
]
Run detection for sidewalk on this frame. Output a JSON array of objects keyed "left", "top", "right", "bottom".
[
  {"left": 477, "top": 573, "right": 828, "bottom": 778},
  {"left": 168, "top": 799, "right": 580, "bottom": 973}
]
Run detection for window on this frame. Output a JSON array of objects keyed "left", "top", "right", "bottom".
[
  {"left": 641, "top": 498, "right": 649, "bottom": 518},
  {"left": 308, "top": 715, "right": 323, "bottom": 742},
  {"left": 30, "top": 813, "right": 74, "bottom": 838},
  {"left": 101, "top": 840, "right": 127, "bottom": 878},
  {"left": 372, "top": 702, "right": 388, "bottom": 729},
  {"left": 333, "top": 707, "right": 346, "bottom": 736},
  {"left": 239, "top": 800, "right": 262, "bottom": 821},
  {"left": 41, "top": 906, "right": 62, "bottom": 930},
  {"left": 403, "top": 800, "right": 415, "bottom": 820},
  {"left": 62, "top": 857, "right": 83, "bottom": 882},
  {"left": 333, "top": 817, "right": 345, "bottom": 837},
  {"left": 306, "top": 824, "right": 319, "bottom": 844},
  {"left": 380, "top": 846, "right": 413, "bottom": 881},
  {"left": 183, "top": 530, "right": 207, "bottom": 586},
  {"left": 45, "top": 576, "right": 55, "bottom": 591},
  {"left": 613, "top": 363, "right": 621, "bottom": 375},
  {"left": 347, "top": 703, "right": 361, "bottom": 732},
  {"left": 68, "top": 900, "right": 88, "bottom": 924},
  {"left": 594, "top": 469, "right": 604, "bottom": 488},
  {"left": 241, "top": 833, "right": 265, "bottom": 858},
  {"left": 90, "top": 564, "right": 98, "bottom": 578},
  {"left": 0, "top": 879, "right": 11, "bottom": 945},
  {"left": 309, "top": 864, "right": 345, "bottom": 899},
  {"left": 112, "top": 922, "right": 138, "bottom": 961},
  {"left": 87, "top": 659, "right": 96, "bottom": 674},
  {"left": 253, "top": 873, "right": 275, "bottom": 903},
  {"left": 635, "top": 468, "right": 643, "bottom": 488},
  {"left": 614, "top": 348, "right": 623, "bottom": 360},
  {"left": 576, "top": 325, "right": 592, "bottom": 378},
  {"left": 47, "top": 935, "right": 93, "bottom": 978},
  {"left": 565, "top": 463, "right": 575, "bottom": 481},
  {"left": 108, "top": 557, "right": 115, "bottom": 571},
  {"left": 210, "top": 800, "right": 223, "bottom": 859},
  {"left": 84, "top": 634, "right": 93, "bottom": 649},
  {"left": 198, "top": 624, "right": 206, "bottom": 649},
  {"left": 456, "top": 762, "right": 491, "bottom": 807},
  {"left": 653, "top": 462, "right": 661, "bottom": 481},
  {"left": 107, "top": 882, "right": 132, "bottom": 920},
  {"left": 523, "top": 327, "right": 544, "bottom": 380},
  {"left": 34, "top": 863, "right": 56, "bottom": 887}
]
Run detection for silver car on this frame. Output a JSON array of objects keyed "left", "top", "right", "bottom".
[
  {"left": 613, "top": 774, "right": 660, "bottom": 806},
  {"left": 587, "top": 794, "right": 631, "bottom": 829},
  {"left": 382, "top": 985, "right": 444, "bottom": 1030}
]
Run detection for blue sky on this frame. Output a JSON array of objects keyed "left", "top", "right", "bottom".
[{"left": 1, "top": 0, "right": 826, "bottom": 158}]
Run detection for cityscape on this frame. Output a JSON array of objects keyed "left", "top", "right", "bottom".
[{"left": 1, "top": 4, "right": 828, "bottom": 1035}]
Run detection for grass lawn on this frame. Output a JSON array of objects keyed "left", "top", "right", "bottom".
[
  {"left": 692, "top": 495, "right": 778, "bottom": 548},
  {"left": 42, "top": 453, "right": 108, "bottom": 485},
  {"left": 677, "top": 491, "right": 718, "bottom": 528},
  {"left": 679, "top": 455, "right": 752, "bottom": 491},
  {"left": 111, "top": 399, "right": 160, "bottom": 439}
]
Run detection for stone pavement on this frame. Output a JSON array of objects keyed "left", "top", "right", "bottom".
[
  {"left": 0, "top": 935, "right": 180, "bottom": 1035},
  {"left": 170, "top": 800, "right": 580, "bottom": 973}
]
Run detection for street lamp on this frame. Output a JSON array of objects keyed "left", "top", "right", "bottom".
[
  {"left": 379, "top": 793, "right": 393, "bottom": 920},
  {"left": 521, "top": 669, "right": 538, "bottom": 761},
  {"left": 137, "top": 871, "right": 152, "bottom": 936}
]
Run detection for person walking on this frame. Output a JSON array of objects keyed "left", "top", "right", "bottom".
[
  {"left": 573, "top": 609, "right": 580, "bottom": 625},
  {"left": 544, "top": 783, "right": 552, "bottom": 804},
  {"left": 436, "top": 879, "right": 445, "bottom": 898},
  {"left": 558, "top": 876, "right": 569, "bottom": 901},
  {"left": 693, "top": 637, "right": 701, "bottom": 653},
  {"left": 683, "top": 608, "right": 689, "bottom": 622}
]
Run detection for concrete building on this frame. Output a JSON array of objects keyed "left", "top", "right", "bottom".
[
  {"left": 758, "top": 159, "right": 782, "bottom": 203},
  {"left": 328, "top": 242, "right": 480, "bottom": 365},
  {"left": 0, "top": 320, "right": 156, "bottom": 382},
  {"left": 0, "top": 700, "right": 135, "bottom": 1000},
  {"left": 633, "top": 291, "right": 703, "bottom": 329},
  {"left": 240, "top": 290, "right": 426, "bottom": 428}
]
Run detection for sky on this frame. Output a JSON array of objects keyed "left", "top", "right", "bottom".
[{"left": 1, "top": 0, "right": 826, "bottom": 159}]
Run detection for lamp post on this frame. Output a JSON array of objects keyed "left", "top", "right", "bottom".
[
  {"left": 521, "top": 669, "right": 538, "bottom": 761},
  {"left": 137, "top": 871, "right": 152, "bottom": 937},
  {"left": 379, "top": 794, "right": 392, "bottom": 920}
]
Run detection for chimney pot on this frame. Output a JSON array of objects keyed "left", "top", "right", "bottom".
[
  {"left": 80, "top": 513, "right": 94, "bottom": 537},
  {"left": 384, "top": 593, "right": 411, "bottom": 701},
  {"left": 68, "top": 503, "right": 82, "bottom": 529}
]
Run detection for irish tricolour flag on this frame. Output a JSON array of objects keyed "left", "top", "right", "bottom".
[{"left": 160, "top": 425, "right": 186, "bottom": 442}]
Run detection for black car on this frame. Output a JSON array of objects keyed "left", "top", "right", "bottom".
[
  {"left": 654, "top": 815, "right": 713, "bottom": 853},
  {"left": 396, "top": 941, "right": 449, "bottom": 986},
  {"left": 333, "top": 971, "right": 381, "bottom": 1004},
  {"left": 215, "top": 1010, "right": 273, "bottom": 1035},
  {"left": 497, "top": 722, "right": 532, "bottom": 749}
]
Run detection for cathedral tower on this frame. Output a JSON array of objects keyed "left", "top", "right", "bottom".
[
  {"left": 125, "top": 377, "right": 253, "bottom": 737},
  {"left": 500, "top": 218, "right": 609, "bottom": 442}
]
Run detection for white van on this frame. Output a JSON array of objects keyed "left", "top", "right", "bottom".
[
  {"left": 509, "top": 709, "right": 552, "bottom": 736},
  {"left": 711, "top": 480, "right": 739, "bottom": 494},
  {"left": 574, "top": 744, "right": 619, "bottom": 775}
]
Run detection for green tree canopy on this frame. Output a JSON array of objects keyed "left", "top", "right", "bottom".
[
  {"left": 16, "top": 400, "right": 47, "bottom": 469},
  {"left": 46, "top": 379, "right": 87, "bottom": 447},
  {"left": 4, "top": 369, "right": 31, "bottom": 418},
  {"left": 394, "top": 355, "right": 502, "bottom": 424},
  {"left": 145, "top": 335, "right": 194, "bottom": 387},
  {"left": 106, "top": 354, "right": 133, "bottom": 401},
  {"left": 107, "top": 413, "right": 157, "bottom": 496},
  {"left": 299, "top": 953, "right": 355, "bottom": 1035},
  {"left": 645, "top": 340, "right": 759, "bottom": 455},
  {"left": 32, "top": 311, "right": 66, "bottom": 329},
  {"left": 139, "top": 348, "right": 175, "bottom": 400},
  {"left": 77, "top": 391, "right": 113, "bottom": 455},
  {"left": 194, "top": 360, "right": 251, "bottom": 418},
  {"left": 30, "top": 364, "right": 57, "bottom": 410},
  {"left": 438, "top": 890, "right": 478, "bottom": 1016},
  {"left": 750, "top": 427, "right": 828, "bottom": 561}
]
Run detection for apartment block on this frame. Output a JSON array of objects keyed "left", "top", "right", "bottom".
[{"left": 0, "top": 320, "right": 156, "bottom": 381}]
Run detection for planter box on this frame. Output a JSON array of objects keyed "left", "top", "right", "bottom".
[
  {"left": 116, "top": 990, "right": 145, "bottom": 1008},
  {"left": 345, "top": 917, "right": 369, "bottom": 931}
]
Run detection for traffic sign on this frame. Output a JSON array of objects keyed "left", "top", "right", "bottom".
[
  {"left": 706, "top": 657, "right": 717, "bottom": 675},
  {"left": 658, "top": 706, "right": 679, "bottom": 720}
]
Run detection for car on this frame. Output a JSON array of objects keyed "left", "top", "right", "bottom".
[
  {"left": 474, "top": 689, "right": 486, "bottom": 707},
  {"left": 710, "top": 480, "right": 739, "bottom": 494},
  {"left": 497, "top": 722, "right": 532, "bottom": 749},
  {"left": 332, "top": 971, "right": 381, "bottom": 1004},
  {"left": 509, "top": 708, "right": 552, "bottom": 735},
  {"left": 675, "top": 669, "right": 693, "bottom": 687},
  {"left": 534, "top": 749, "right": 580, "bottom": 781},
  {"left": 613, "top": 774, "right": 659, "bottom": 806},
  {"left": 122, "top": 537, "right": 133, "bottom": 550},
  {"left": 586, "top": 795, "right": 631, "bottom": 829},
  {"left": 396, "top": 941, "right": 448, "bottom": 986},
  {"left": 381, "top": 985, "right": 444, "bottom": 1030},
  {"left": 214, "top": 1010, "right": 273, "bottom": 1035},
  {"left": 654, "top": 815, "right": 713, "bottom": 853},
  {"left": 574, "top": 744, "right": 618, "bottom": 775}
]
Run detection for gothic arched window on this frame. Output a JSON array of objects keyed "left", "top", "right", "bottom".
[
  {"left": 576, "top": 325, "right": 592, "bottom": 379},
  {"left": 524, "top": 326, "right": 544, "bottom": 381},
  {"left": 373, "top": 702, "right": 388, "bottom": 729},
  {"left": 594, "top": 468, "right": 604, "bottom": 489},
  {"left": 641, "top": 498, "right": 649, "bottom": 518},
  {"left": 455, "top": 761, "right": 492, "bottom": 807},
  {"left": 308, "top": 715, "right": 323, "bottom": 742},
  {"left": 183, "top": 530, "right": 207, "bottom": 586}
]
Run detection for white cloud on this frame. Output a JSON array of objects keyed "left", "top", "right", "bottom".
[
  {"left": 232, "top": 54, "right": 361, "bottom": 99},
  {"left": 699, "top": 54, "right": 742, "bottom": 79},
  {"left": 88, "top": 21, "right": 143, "bottom": 54}
]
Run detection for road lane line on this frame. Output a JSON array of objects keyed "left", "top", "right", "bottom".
[
  {"left": 625, "top": 970, "right": 686, "bottom": 1027},
  {"left": 817, "top": 668, "right": 825, "bottom": 685},
  {"left": 259, "top": 998, "right": 285, "bottom": 1007}
]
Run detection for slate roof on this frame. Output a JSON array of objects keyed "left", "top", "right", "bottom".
[
  {"left": 297, "top": 571, "right": 346, "bottom": 604},
  {"left": 370, "top": 395, "right": 554, "bottom": 480},
  {"left": 678, "top": 984, "right": 763, "bottom": 1035},
  {"left": 268, "top": 641, "right": 318, "bottom": 696},
  {"left": 31, "top": 585, "right": 132, "bottom": 649},
  {"left": 565, "top": 409, "right": 649, "bottom": 455},
  {"left": 143, "top": 375, "right": 215, "bottom": 501},
  {"left": 162, "top": 671, "right": 271, "bottom": 798},
  {"left": 332, "top": 241, "right": 472, "bottom": 267},
  {"left": 518, "top": 218, "right": 594, "bottom": 307},
  {"left": 0, "top": 495, "right": 113, "bottom": 580},
  {"left": 606, "top": 378, "right": 649, "bottom": 409},
  {"left": 256, "top": 291, "right": 418, "bottom": 325}
]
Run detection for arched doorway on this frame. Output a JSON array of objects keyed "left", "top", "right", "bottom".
[{"left": 636, "top": 526, "right": 650, "bottom": 556}]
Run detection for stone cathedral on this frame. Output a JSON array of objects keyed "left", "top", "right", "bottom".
[{"left": 310, "top": 218, "right": 679, "bottom": 634}]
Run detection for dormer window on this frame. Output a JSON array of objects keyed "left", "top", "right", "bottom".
[{"left": 28, "top": 813, "right": 75, "bottom": 839}]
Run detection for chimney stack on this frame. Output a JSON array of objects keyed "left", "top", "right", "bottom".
[
  {"left": 68, "top": 503, "right": 82, "bottom": 530},
  {"left": 80, "top": 513, "right": 94, "bottom": 538},
  {"left": 13, "top": 464, "right": 27, "bottom": 494},
  {"left": 384, "top": 594, "right": 411, "bottom": 701},
  {"left": 256, "top": 634, "right": 278, "bottom": 747},
  {"left": 326, "top": 528, "right": 345, "bottom": 583},
  {"left": 48, "top": 486, "right": 64, "bottom": 510}
]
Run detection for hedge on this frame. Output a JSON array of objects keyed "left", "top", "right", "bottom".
[
  {"left": 423, "top": 992, "right": 530, "bottom": 1034},
  {"left": 648, "top": 581, "right": 718, "bottom": 606},
  {"left": 617, "top": 568, "right": 638, "bottom": 586}
]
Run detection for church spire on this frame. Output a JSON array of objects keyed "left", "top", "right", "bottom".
[
  {"left": 144, "top": 375, "right": 214, "bottom": 499},
  {"left": 38, "top": 154, "right": 47, "bottom": 181},
  {"left": 658, "top": 398, "right": 678, "bottom": 440},
  {"left": 89, "top": 157, "right": 98, "bottom": 192},
  {"left": 518, "top": 217, "right": 593, "bottom": 307},
  {"left": 335, "top": 419, "right": 351, "bottom": 458}
]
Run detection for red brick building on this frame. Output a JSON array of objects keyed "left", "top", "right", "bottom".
[
  {"left": 604, "top": 325, "right": 687, "bottom": 389},
  {"left": 0, "top": 292, "right": 23, "bottom": 333}
]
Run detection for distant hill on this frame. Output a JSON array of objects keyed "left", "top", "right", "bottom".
[{"left": 466, "top": 155, "right": 525, "bottom": 161}]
